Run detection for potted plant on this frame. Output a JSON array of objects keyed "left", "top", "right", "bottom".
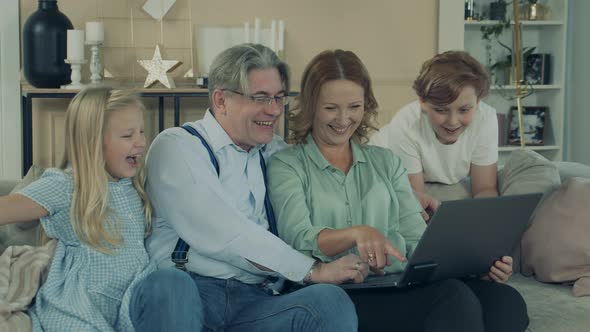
[
  {"left": 480, "top": 16, "right": 511, "bottom": 85},
  {"left": 491, "top": 45, "right": 536, "bottom": 85},
  {"left": 479, "top": 1, "right": 536, "bottom": 89}
]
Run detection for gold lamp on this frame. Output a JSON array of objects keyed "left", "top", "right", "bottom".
[{"left": 512, "top": 0, "right": 527, "bottom": 148}]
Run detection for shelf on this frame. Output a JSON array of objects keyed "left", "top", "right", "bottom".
[
  {"left": 491, "top": 84, "right": 562, "bottom": 90},
  {"left": 465, "top": 20, "right": 564, "bottom": 27},
  {"left": 439, "top": 0, "right": 568, "bottom": 162},
  {"left": 20, "top": 82, "right": 209, "bottom": 95},
  {"left": 498, "top": 145, "right": 561, "bottom": 152}
]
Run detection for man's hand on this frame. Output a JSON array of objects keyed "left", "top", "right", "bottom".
[{"left": 310, "top": 254, "right": 369, "bottom": 284}]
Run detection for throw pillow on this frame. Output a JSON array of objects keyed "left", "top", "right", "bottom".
[
  {"left": 497, "top": 150, "right": 561, "bottom": 273},
  {"left": 521, "top": 177, "right": 590, "bottom": 297},
  {"left": 425, "top": 150, "right": 560, "bottom": 201},
  {"left": 499, "top": 149, "right": 561, "bottom": 195}
]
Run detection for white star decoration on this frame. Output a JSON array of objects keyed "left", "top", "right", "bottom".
[
  {"left": 142, "top": 0, "right": 176, "bottom": 21},
  {"left": 183, "top": 68, "right": 194, "bottom": 78},
  {"left": 138, "top": 45, "right": 182, "bottom": 89},
  {"left": 103, "top": 68, "right": 114, "bottom": 78}
]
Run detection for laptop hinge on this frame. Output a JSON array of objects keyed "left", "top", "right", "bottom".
[{"left": 405, "top": 262, "right": 438, "bottom": 286}]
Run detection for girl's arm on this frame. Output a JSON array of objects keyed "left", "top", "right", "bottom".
[
  {"left": 408, "top": 172, "right": 440, "bottom": 221},
  {"left": 0, "top": 194, "right": 48, "bottom": 225},
  {"left": 470, "top": 163, "right": 499, "bottom": 198}
]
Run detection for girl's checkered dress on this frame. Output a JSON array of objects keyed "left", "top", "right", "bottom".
[{"left": 19, "top": 169, "right": 155, "bottom": 331}]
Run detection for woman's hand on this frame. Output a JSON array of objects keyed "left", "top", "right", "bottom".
[
  {"left": 351, "top": 225, "right": 406, "bottom": 272},
  {"left": 483, "top": 256, "right": 513, "bottom": 283},
  {"left": 310, "top": 254, "right": 369, "bottom": 284},
  {"left": 414, "top": 191, "right": 440, "bottom": 222}
]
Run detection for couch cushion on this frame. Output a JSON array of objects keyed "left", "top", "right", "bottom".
[
  {"left": 0, "top": 180, "right": 18, "bottom": 196},
  {"left": 0, "top": 165, "right": 45, "bottom": 253},
  {"left": 521, "top": 177, "right": 590, "bottom": 297},
  {"left": 424, "top": 179, "right": 471, "bottom": 202}
]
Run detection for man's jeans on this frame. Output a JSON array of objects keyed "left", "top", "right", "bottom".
[
  {"left": 190, "top": 273, "right": 358, "bottom": 332},
  {"left": 130, "top": 268, "right": 204, "bottom": 331}
]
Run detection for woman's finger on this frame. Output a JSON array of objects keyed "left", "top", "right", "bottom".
[
  {"left": 373, "top": 245, "right": 386, "bottom": 269},
  {"left": 384, "top": 243, "right": 406, "bottom": 263},
  {"left": 370, "top": 266, "right": 385, "bottom": 276},
  {"left": 356, "top": 243, "right": 371, "bottom": 265}
]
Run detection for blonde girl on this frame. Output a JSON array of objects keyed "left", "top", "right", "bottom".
[{"left": 0, "top": 87, "right": 202, "bottom": 331}]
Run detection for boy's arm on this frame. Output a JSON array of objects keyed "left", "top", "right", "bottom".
[
  {"left": 408, "top": 173, "right": 440, "bottom": 221},
  {"left": 470, "top": 163, "right": 499, "bottom": 198},
  {"left": 0, "top": 194, "right": 48, "bottom": 225},
  {"left": 408, "top": 172, "right": 426, "bottom": 194}
]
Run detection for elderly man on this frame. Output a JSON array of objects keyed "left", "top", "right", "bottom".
[{"left": 143, "top": 44, "right": 366, "bottom": 331}]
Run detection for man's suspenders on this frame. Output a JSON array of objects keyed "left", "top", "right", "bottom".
[{"left": 171, "top": 124, "right": 279, "bottom": 270}]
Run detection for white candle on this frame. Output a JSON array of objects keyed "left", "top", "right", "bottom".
[
  {"left": 278, "top": 20, "right": 285, "bottom": 51},
  {"left": 85, "top": 22, "right": 104, "bottom": 43},
  {"left": 270, "top": 20, "right": 276, "bottom": 51},
  {"left": 67, "top": 29, "right": 85, "bottom": 61},
  {"left": 244, "top": 22, "right": 250, "bottom": 43},
  {"left": 254, "top": 17, "right": 260, "bottom": 44}
]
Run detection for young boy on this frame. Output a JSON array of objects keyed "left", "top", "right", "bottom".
[{"left": 371, "top": 51, "right": 498, "bottom": 220}]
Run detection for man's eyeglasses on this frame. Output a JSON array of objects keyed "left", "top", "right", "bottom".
[{"left": 223, "top": 89, "right": 289, "bottom": 106}]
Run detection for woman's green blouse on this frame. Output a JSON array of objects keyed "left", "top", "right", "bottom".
[{"left": 267, "top": 135, "right": 426, "bottom": 274}]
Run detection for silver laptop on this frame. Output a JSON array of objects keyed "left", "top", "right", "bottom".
[{"left": 340, "top": 193, "right": 542, "bottom": 289}]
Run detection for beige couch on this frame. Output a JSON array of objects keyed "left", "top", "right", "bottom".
[
  {"left": 507, "top": 161, "right": 590, "bottom": 332},
  {"left": 1, "top": 160, "right": 590, "bottom": 332},
  {"left": 424, "top": 157, "right": 590, "bottom": 332}
]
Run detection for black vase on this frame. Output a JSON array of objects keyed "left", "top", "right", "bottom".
[{"left": 23, "top": 0, "right": 74, "bottom": 88}]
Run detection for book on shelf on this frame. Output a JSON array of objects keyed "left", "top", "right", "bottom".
[
  {"left": 497, "top": 113, "right": 507, "bottom": 146},
  {"left": 525, "top": 53, "right": 552, "bottom": 85}
]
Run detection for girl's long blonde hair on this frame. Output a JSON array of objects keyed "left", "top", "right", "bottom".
[{"left": 59, "top": 87, "right": 152, "bottom": 253}]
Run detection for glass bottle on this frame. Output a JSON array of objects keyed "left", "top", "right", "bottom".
[{"left": 23, "top": 0, "right": 74, "bottom": 88}]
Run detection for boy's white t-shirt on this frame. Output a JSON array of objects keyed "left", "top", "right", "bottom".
[{"left": 370, "top": 100, "right": 498, "bottom": 185}]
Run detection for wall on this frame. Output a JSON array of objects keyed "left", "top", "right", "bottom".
[
  {"left": 18, "top": 0, "right": 438, "bottom": 169},
  {"left": 0, "top": 1, "right": 21, "bottom": 180},
  {"left": 565, "top": 0, "right": 590, "bottom": 164}
]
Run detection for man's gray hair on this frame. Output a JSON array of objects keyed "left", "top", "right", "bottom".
[{"left": 208, "top": 43, "right": 290, "bottom": 99}]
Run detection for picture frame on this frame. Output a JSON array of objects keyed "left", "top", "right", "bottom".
[
  {"left": 508, "top": 106, "right": 548, "bottom": 145},
  {"left": 496, "top": 113, "right": 507, "bottom": 146},
  {"left": 525, "top": 53, "right": 551, "bottom": 85}
]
